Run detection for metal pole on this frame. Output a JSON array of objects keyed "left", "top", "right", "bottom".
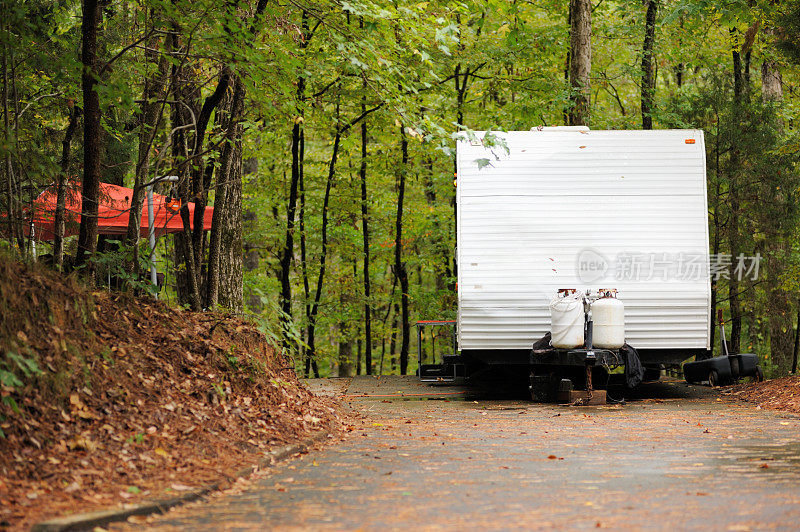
[
  {"left": 146, "top": 184, "right": 157, "bottom": 291},
  {"left": 418, "top": 325, "right": 423, "bottom": 368},
  {"left": 146, "top": 176, "right": 180, "bottom": 296}
]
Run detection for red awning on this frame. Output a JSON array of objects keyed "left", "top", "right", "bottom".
[{"left": 30, "top": 183, "right": 213, "bottom": 241}]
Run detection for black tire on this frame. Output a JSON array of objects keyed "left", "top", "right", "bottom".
[
  {"left": 643, "top": 367, "right": 662, "bottom": 382},
  {"left": 708, "top": 370, "right": 719, "bottom": 387},
  {"left": 755, "top": 367, "right": 764, "bottom": 382}
]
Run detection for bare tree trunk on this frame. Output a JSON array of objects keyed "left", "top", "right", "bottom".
[
  {"left": 307, "top": 128, "right": 341, "bottom": 370},
  {"left": 728, "top": 31, "right": 744, "bottom": 353},
  {"left": 280, "top": 10, "right": 309, "bottom": 346},
  {"left": 299, "top": 153, "right": 314, "bottom": 377},
  {"left": 299, "top": 138, "right": 318, "bottom": 378},
  {"left": 75, "top": 0, "right": 102, "bottom": 273},
  {"left": 762, "top": 60, "right": 782, "bottom": 102},
  {"left": 190, "top": 67, "right": 233, "bottom": 278},
  {"left": 54, "top": 104, "right": 79, "bottom": 271},
  {"left": 1, "top": 30, "right": 19, "bottom": 250},
  {"left": 641, "top": 0, "right": 658, "bottom": 129},
  {"left": 674, "top": 17, "right": 684, "bottom": 88},
  {"left": 395, "top": 126, "right": 410, "bottom": 375},
  {"left": 206, "top": 76, "right": 245, "bottom": 310},
  {"left": 568, "top": 0, "right": 591, "bottom": 126},
  {"left": 793, "top": 300, "right": 800, "bottom": 374},
  {"left": 170, "top": 30, "right": 203, "bottom": 310},
  {"left": 452, "top": 66, "right": 472, "bottom": 288},
  {"left": 217, "top": 116, "right": 244, "bottom": 311},
  {"left": 390, "top": 302, "right": 399, "bottom": 373},
  {"left": 563, "top": 2, "right": 572, "bottom": 125},
  {"left": 709, "top": 123, "right": 721, "bottom": 355},
  {"left": 338, "top": 288, "right": 353, "bottom": 377},
  {"left": 359, "top": 80, "right": 373, "bottom": 374},
  {"left": 280, "top": 114, "right": 302, "bottom": 335}
]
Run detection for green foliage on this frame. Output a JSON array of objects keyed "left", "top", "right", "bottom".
[
  {"left": 126, "top": 432, "right": 145, "bottom": 445},
  {"left": 7, "top": 0, "right": 800, "bottom": 377},
  {"left": 90, "top": 240, "right": 159, "bottom": 296},
  {"left": 1, "top": 348, "right": 42, "bottom": 436}
]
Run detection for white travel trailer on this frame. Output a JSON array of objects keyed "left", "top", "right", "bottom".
[{"left": 453, "top": 128, "right": 711, "bottom": 382}]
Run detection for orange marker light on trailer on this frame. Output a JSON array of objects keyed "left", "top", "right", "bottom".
[{"left": 685, "top": 139, "right": 696, "bottom": 144}]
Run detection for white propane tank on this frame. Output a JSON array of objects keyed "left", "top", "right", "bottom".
[
  {"left": 550, "top": 289, "right": 584, "bottom": 348},
  {"left": 592, "top": 289, "right": 625, "bottom": 349}
]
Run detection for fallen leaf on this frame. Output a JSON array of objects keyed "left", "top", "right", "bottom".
[{"left": 154, "top": 447, "right": 170, "bottom": 458}]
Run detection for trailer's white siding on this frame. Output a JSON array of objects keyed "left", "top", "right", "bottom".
[{"left": 456, "top": 129, "right": 710, "bottom": 351}]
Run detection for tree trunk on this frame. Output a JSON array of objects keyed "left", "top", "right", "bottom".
[
  {"left": 1, "top": 30, "right": 20, "bottom": 250},
  {"left": 169, "top": 27, "right": 202, "bottom": 309},
  {"left": 172, "top": 63, "right": 202, "bottom": 308},
  {"left": 299, "top": 146, "right": 315, "bottom": 377},
  {"left": 709, "top": 125, "right": 722, "bottom": 355},
  {"left": 675, "top": 18, "right": 685, "bottom": 88},
  {"left": 452, "top": 66, "right": 470, "bottom": 288},
  {"left": 280, "top": 113, "right": 302, "bottom": 338},
  {"left": 395, "top": 126, "right": 410, "bottom": 375},
  {"left": 217, "top": 133, "right": 243, "bottom": 311},
  {"left": 54, "top": 104, "right": 79, "bottom": 271},
  {"left": 568, "top": 0, "right": 591, "bottom": 126},
  {"left": 728, "top": 32, "right": 744, "bottom": 353},
  {"left": 307, "top": 128, "right": 340, "bottom": 371},
  {"left": 762, "top": 60, "right": 783, "bottom": 102},
  {"left": 206, "top": 76, "right": 245, "bottom": 310},
  {"left": 563, "top": 2, "right": 572, "bottom": 125},
  {"left": 359, "top": 87, "right": 373, "bottom": 375},
  {"left": 75, "top": 0, "right": 102, "bottom": 273},
  {"left": 280, "top": 10, "right": 309, "bottom": 346},
  {"left": 190, "top": 67, "right": 232, "bottom": 278},
  {"left": 338, "top": 290, "right": 353, "bottom": 377},
  {"left": 640, "top": 0, "right": 658, "bottom": 129},
  {"left": 389, "top": 302, "right": 400, "bottom": 373}
]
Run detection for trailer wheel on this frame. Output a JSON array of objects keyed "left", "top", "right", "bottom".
[
  {"left": 708, "top": 369, "right": 719, "bottom": 388},
  {"left": 755, "top": 367, "right": 764, "bottom": 382}
]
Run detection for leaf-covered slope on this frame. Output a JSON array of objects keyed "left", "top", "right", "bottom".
[
  {"left": 0, "top": 254, "right": 340, "bottom": 529},
  {"left": 731, "top": 375, "right": 800, "bottom": 415}
]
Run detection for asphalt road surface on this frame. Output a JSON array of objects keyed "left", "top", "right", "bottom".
[{"left": 119, "top": 376, "right": 800, "bottom": 531}]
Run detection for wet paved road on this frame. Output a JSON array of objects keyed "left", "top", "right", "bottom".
[{"left": 119, "top": 377, "right": 800, "bottom": 531}]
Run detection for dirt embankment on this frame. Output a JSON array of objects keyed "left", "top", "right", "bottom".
[
  {"left": 730, "top": 375, "right": 800, "bottom": 414},
  {"left": 0, "top": 254, "right": 341, "bottom": 529}
]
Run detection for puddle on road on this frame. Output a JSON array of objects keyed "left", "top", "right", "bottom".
[
  {"left": 712, "top": 441, "right": 800, "bottom": 480},
  {"left": 478, "top": 406, "right": 528, "bottom": 412}
]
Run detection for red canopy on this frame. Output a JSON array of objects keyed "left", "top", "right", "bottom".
[{"left": 30, "top": 183, "right": 213, "bottom": 241}]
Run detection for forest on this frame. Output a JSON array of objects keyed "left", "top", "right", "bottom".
[{"left": 2, "top": 0, "right": 800, "bottom": 379}]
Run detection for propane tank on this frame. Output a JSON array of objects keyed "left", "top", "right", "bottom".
[
  {"left": 550, "top": 289, "right": 584, "bottom": 348},
  {"left": 592, "top": 289, "right": 625, "bottom": 349}
]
